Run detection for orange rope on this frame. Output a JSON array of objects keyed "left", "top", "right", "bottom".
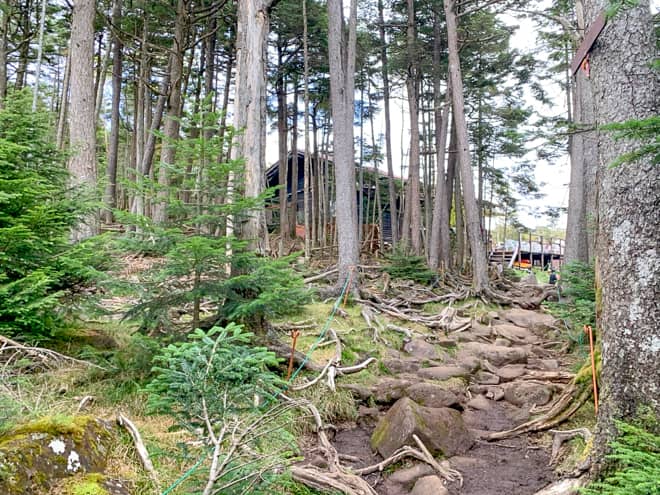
[
  {"left": 286, "top": 329, "right": 301, "bottom": 381},
  {"left": 342, "top": 266, "right": 356, "bottom": 307}
]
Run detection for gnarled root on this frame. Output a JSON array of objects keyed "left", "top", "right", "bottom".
[{"left": 485, "top": 381, "right": 592, "bottom": 441}]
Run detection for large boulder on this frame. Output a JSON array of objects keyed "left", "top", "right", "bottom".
[
  {"left": 387, "top": 463, "right": 434, "bottom": 486},
  {"left": 403, "top": 337, "right": 447, "bottom": 361},
  {"left": 371, "top": 397, "right": 473, "bottom": 458},
  {"left": 492, "top": 324, "right": 539, "bottom": 344},
  {"left": 405, "top": 382, "right": 461, "bottom": 408},
  {"left": 381, "top": 358, "right": 420, "bottom": 374},
  {"left": 418, "top": 365, "right": 470, "bottom": 381},
  {"left": 503, "top": 382, "right": 553, "bottom": 407},
  {"left": 499, "top": 308, "right": 556, "bottom": 330},
  {"left": 0, "top": 416, "right": 115, "bottom": 495},
  {"left": 458, "top": 342, "right": 528, "bottom": 367},
  {"left": 410, "top": 475, "right": 450, "bottom": 495}
]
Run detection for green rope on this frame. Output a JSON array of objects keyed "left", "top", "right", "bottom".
[{"left": 159, "top": 271, "right": 354, "bottom": 495}]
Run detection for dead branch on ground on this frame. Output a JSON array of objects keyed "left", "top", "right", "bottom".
[{"left": 117, "top": 413, "right": 159, "bottom": 487}]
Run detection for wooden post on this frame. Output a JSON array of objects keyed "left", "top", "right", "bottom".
[
  {"left": 528, "top": 231, "right": 533, "bottom": 267},
  {"left": 549, "top": 237, "right": 553, "bottom": 268},
  {"left": 540, "top": 235, "right": 545, "bottom": 270},
  {"left": 517, "top": 230, "right": 522, "bottom": 269}
]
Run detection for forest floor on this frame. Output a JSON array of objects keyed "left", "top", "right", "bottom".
[
  {"left": 1, "top": 254, "right": 595, "bottom": 495},
  {"left": 279, "top": 266, "right": 593, "bottom": 495}
]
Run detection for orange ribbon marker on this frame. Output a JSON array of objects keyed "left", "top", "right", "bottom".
[
  {"left": 584, "top": 325, "right": 599, "bottom": 415},
  {"left": 286, "top": 329, "right": 301, "bottom": 382},
  {"left": 342, "top": 266, "right": 356, "bottom": 307}
]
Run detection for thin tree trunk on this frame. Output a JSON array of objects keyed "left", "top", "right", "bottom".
[
  {"left": 428, "top": 79, "right": 451, "bottom": 270},
  {"left": 56, "top": 43, "right": 71, "bottom": 150},
  {"left": 0, "top": 4, "right": 8, "bottom": 109},
  {"left": 377, "top": 0, "right": 398, "bottom": 247},
  {"left": 328, "top": 0, "right": 359, "bottom": 287},
  {"left": 404, "top": 0, "right": 422, "bottom": 254},
  {"left": 303, "top": 0, "right": 311, "bottom": 260},
  {"left": 102, "top": 0, "right": 123, "bottom": 223},
  {"left": 154, "top": 0, "right": 188, "bottom": 224},
  {"left": 289, "top": 83, "right": 299, "bottom": 237},
  {"left": 68, "top": 0, "right": 99, "bottom": 241},
  {"left": 276, "top": 48, "right": 288, "bottom": 254},
  {"left": 444, "top": 0, "right": 489, "bottom": 292},
  {"left": 31, "top": 0, "right": 47, "bottom": 111}
]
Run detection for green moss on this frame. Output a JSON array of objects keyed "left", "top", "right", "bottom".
[
  {"left": 10, "top": 415, "right": 93, "bottom": 442},
  {"left": 60, "top": 473, "right": 110, "bottom": 495}
]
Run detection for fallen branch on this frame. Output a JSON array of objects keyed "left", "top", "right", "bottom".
[
  {"left": 117, "top": 413, "right": 159, "bottom": 486},
  {"left": 304, "top": 268, "right": 338, "bottom": 284},
  {"left": 1, "top": 335, "right": 107, "bottom": 375}
]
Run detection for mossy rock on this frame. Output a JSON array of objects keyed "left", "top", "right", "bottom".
[
  {"left": 0, "top": 415, "right": 115, "bottom": 495},
  {"left": 54, "top": 473, "right": 130, "bottom": 495}
]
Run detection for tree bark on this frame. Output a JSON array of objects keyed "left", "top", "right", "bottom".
[
  {"left": 565, "top": 1, "right": 598, "bottom": 264},
  {"left": 443, "top": 0, "right": 489, "bottom": 292},
  {"left": 231, "top": 0, "right": 272, "bottom": 254},
  {"left": 584, "top": 0, "right": 660, "bottom": 455},
  {"left": 102, "top": 0, "right": 123, "bottom": 223},
  {"left": 68, "top": 0, "right": 99, "bottom": 241},
  {"left": 328, "top": 0, "right": 359, "bottom": 287}
]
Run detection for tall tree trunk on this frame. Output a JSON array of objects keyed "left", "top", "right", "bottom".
[
  {"left": 289, "top": 83, "right": 299, "bottom": 237},
  {"left": 231, "top": 0, "right": 272, "bottom": 254},
  {"left": 428, "top": 73, "right": 451, "bottom": 271},
  {"left": 0, "top": 4, "right": 8, "bottom": 109},
  {"left": 56, "top": 42, "right": 71, "bottom": 149},
  {"left": 584, "top": 0, "right": 659, "bottom": 455},
  {"left": 14, "top": 0, "right": 31, "bottom": 91},
  {"left": 153, "top": 0, "right": 188, "bottom": 224},
  {"left": 276, "top": 46, "right": 288, "bottom": 255},
  {"left": 68, "top": 0, "right": 99, "bottom": 241},
  {"left": 102, "top": 0, "right": 123, "bottom": 223},
  {"left": 31, "top": 0, "right": 47, "bottom": 111},
  {"left": 444, "top": 0, "right": 489, "bottom": 292},
  {"left": 328, "top": 0, "right": 359, "bottom": 287},
  {"left": 302, "top": 0, "right": 311, "bottom": 260},
  {"left": 403, "top": 0, "right": 422, "bottom": 254},
  {"left": 377, "top": 0, "right": 398, "bottom": 247}
]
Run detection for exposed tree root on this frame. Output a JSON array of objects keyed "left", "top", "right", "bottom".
[
  {"left": 290, "top": 328, "right": 375, "bottom": 392},
  {"left": 287, "top": 393, "right": 462, "bottom": 494},
  {"left": 485, "top": 382, "right": 592, "bottom": 441},
  {"left": 548, "top": 428, "right": 593, "bottom": 466},
  {"left": 531, "top": 476, "right": 588, "bottom": 495}
]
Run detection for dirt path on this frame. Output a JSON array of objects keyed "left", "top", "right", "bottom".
[{"left": 317, "top": 307, "right": 569, "bottom": 494}]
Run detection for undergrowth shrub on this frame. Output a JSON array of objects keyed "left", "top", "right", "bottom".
[
  {"left": 145, "top": 324, "right": 299, "bottom": 494},
  {"left": 544, "top": 261, "right": 595, "bottom": 347},
  {"left": 581, "top": 414, "right": 660, "bottom": 495},
  {"left": 384, "top": 247, "right": 436, "bottom": 285},
  {"left": 0, "top": 90, "right": 102, "bottom": 339}
]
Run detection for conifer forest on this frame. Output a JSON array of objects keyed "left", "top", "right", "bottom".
[{"left": 0, "top": 1, "right": 658, "bottom": 494}]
